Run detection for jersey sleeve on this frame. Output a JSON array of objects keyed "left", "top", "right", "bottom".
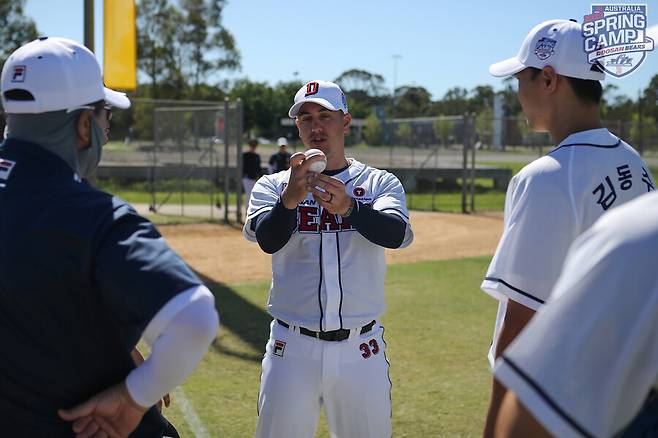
[
  {"left": 94, "top": 199, "right": 203, "bottom": 347},
  {"left": 371, "top": 171, "right": 413, "bottom": 248},
  {"left": 243, "top": 174, "right": 283, "bottom": 242},
  {"left": 494, "top": 206, "right": 658, "bottom": 438},
  {"left": 481, "top": 165, "right": 576, "bottom": 311}
]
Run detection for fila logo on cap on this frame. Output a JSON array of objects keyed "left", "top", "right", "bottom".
[
  {"left": 11, "top": 66, "right": 26, "bottom": 83},
  {"left": 305, "top": 81, "right": 319, "bottom": 97}
]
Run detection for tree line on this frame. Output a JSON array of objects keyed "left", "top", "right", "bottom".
[{"left": 2, "top": 0, "right": 657, "bottom": 147}]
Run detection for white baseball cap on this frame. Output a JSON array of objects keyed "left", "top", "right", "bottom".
[
  {"left": 288, "top": 80, "right": 348, "bottom": 118},
  {"left": 277, "top": 137, "right": 288, "bottom": 146},
  {"left": 489, "top": 19, "right": 605, "bottom": 81},
  {"left": 1, "top": 36, "right": 130, "bottom": 114}
]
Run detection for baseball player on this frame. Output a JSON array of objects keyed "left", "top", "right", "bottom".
[
  {"left": 243, "top": 138, "right": 263, "bottom": 203},
  {"left": 494, "top": 190, "right": 658, "bottom": 438},
  {"left": 268, "top": 136, "right": 291, "bottom": 173},
  {"left": 481, "top": 19, "right": 655, "bottom": 436},
  {"left": 0, "top": 37, "right": 219, "bottom": 436},
  {"left": 243, "top": 80, "right": 413, "bottom": 438}
]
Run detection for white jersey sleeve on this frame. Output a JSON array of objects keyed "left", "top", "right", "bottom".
[
  {"left": 243, "top": 173, "right": 287, "bottom": 242},
  {"left": 481, "top": 158, "right": 577, "bottom": 311},
  {"left": 494, "top": 191, "right": 658, "bottom": 438},
  {"left": 371, "top": 170, "right": 413, "bottom": 248}
]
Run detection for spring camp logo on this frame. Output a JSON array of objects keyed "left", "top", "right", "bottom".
[{"left": 582, "top": 4, "right": 654, "bottom": 78}]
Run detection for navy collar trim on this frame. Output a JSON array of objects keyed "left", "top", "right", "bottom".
[
  {"left": 549, "top": 138, "right": 621, "bottom": 155},
  {"left": 1, "top": 138, "right": 78, "bottom": 179}
]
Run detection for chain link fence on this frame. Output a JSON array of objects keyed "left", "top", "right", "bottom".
[
  {"left": 348, "top": 113, "right": 658, "bottom": 213},
  {"left": 94, "top": 101, "right": 658, "bottom": 217},
  {"left": 98, "top": 98, "right": 244, "bottom": 222}
]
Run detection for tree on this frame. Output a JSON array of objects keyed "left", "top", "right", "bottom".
[
  {"left": 396, "top": 123, "right": 413, "bottom": 146},
  {"left": 363, "top": 113, "right": 382, "bottom": 145},
  {"left": 137, "top": 0, "right": 185, "bottom": 99},
  {"left": 229, "top": 79, "right": 276, "bottom": 137},
  {"left": 630, "top": 113, "right": 657, "bottom": 150},
  {"left": 0, "top": 0, "right": 38, "bottom": 68},
  {"left": 228, "top": 79, "right": 303, "bottom": 139},
  {"left": 499, "top": 76, "right": 522, "bottom": 116},
  {"left": 433, "top": 117, "right": 452, "bottom": 145},
  {"left": 179, "top": 0, "right": 240, "bottom": 97},
  {"left": 643, "top": 73, "right": 658, "bottom": 120},
  {"left": 334, "top": 69, "right": 387, "bottom": 119},
  {"left": 335, "top": 69, "right": 386, "bottom": 96},
  {"left": 475, "top": 105, "right": 494, "bottom": 146},
  {"left": 600, "top": 83, "right": 620, "bottom": 119},
  {"left": 394, "top": 86, "right": 432, "bottom": 118},
  {"left": 436, "top": 87, "right": 469, "bottom": 115},
  {"left": 470, "top": 85, "right": 495, "bottom": 113}
]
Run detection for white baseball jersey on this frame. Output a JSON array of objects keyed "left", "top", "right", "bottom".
[
  {"left": 494, "top": 191, "right": 658, "bottom": 438},
  {"left": 482, "top": 128, "right": 654, "bottom": 365},
  {"left": 243, "top": 158, "right": 413, "bottom": 331}
]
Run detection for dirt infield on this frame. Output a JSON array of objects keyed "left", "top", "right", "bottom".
[{"left": 159, "top": 211, "right": 504, "bottom": 284}]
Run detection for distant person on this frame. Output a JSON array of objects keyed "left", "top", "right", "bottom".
[
  {"left": 242, "top": 138, "right": 262, "bottom": 204},
  {"left": 480, "top": 19, "right": 655, "bottom": 436},
  {"left": 268, "top": 137, "right": 292, "bottom": 174},
  {"left": 0, "top": 37, "right": 219, "bottom": 436}
]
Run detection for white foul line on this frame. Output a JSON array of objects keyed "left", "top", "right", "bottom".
[{"left": 171, "top": 386, "right": 210, "bottom": 438}]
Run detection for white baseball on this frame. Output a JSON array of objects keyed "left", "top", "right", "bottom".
[{"left": 304, "top": 148, "right": 327, "bottom": 173}]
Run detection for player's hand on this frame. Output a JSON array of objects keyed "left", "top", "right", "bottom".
[
  {"left": 310, "top": 174, "right": 352, "bottom": 215},
  {"left": 281, "top": 152, "right": 325, "bottom": 209},
  {"left": 58, "top": 382, "right": 147, "bottom": 438}
]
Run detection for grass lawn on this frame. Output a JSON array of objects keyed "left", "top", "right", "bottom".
[{"left": 157, "top": 256, "right": 497, "bottom": 437}]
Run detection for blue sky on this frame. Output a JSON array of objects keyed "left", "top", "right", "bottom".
[{"left": 25, "top": 0, "right": 658, "bottom": 101}]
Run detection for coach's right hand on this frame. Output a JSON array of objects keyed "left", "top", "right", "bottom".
[{"left": 281, "top": 152, "right": 324, "bottom": 209}]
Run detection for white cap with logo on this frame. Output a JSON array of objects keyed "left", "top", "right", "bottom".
[
  {"left": 288, "top": 80, "right": 348, "bottom": 118},
  {"left": 489, "top": 19, "right": 605, "bottom": 81},
  {"left": 277, "top": 137, "right": 288, "bottom": 146},
  {"left": 1, "top": 36, "right": 130, "bottom": 114}
]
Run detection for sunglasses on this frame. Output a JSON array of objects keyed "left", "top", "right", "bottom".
[
  {"left": 66, "top": 102, "right": 112, "bottom": 121},
  {"left": 96, "top": 105, "right": 113, "bottom": 122}
]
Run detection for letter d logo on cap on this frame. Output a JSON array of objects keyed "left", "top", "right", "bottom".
[{"left": 305, "top": 81, "right": 319, "bottom": 96}]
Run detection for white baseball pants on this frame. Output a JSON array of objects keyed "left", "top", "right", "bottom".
[{"left": 255, "top": 320, "right": 392, "bottom": 438}]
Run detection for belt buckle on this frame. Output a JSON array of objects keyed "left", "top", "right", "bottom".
[{"left": 315, "top": 332, "right": 320, "bottom": 339}]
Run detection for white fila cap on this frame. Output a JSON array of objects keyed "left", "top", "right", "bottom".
[
  {"left": 288, "top": 80, "right": 349, "bottom": 118},
  {"left": 1, "top": 37, "right": 130, "bottom": 114},
  {"left": 489, "top": 19, "right": 605, "bottom": 81}
]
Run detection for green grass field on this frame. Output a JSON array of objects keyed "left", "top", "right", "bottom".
[{"left": 155, "top": 256, "right": 497, "bottom": 437}]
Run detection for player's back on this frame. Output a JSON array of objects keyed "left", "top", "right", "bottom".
[
  {"left": 0, "top": 139, "right": 170, "bottom": 435},
  {"left": 484, "top": 128, "right": 654, "bottom": 312},
  {"left": 542, "top": 128, "right": 654, "bottom": 232}
]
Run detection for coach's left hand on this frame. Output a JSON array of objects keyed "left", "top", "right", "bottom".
[{"left": 309, "top": 174, "right": 352, "bottom": 216}]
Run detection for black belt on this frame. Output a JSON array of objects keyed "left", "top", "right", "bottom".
[{"left": 277, "top": 319, "right": 376, "bottom": 342}]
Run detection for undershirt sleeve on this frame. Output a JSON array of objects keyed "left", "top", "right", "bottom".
[
  {"left": 348, "top": 201, "right": 406, "bottom": 249},
  {"left": 254, "top": 200, "right": 297, "bottom": 254}
]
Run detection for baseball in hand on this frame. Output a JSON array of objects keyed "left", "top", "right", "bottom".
[{"left": 304, "top": 148, "right": 327, "bottom": 173}]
